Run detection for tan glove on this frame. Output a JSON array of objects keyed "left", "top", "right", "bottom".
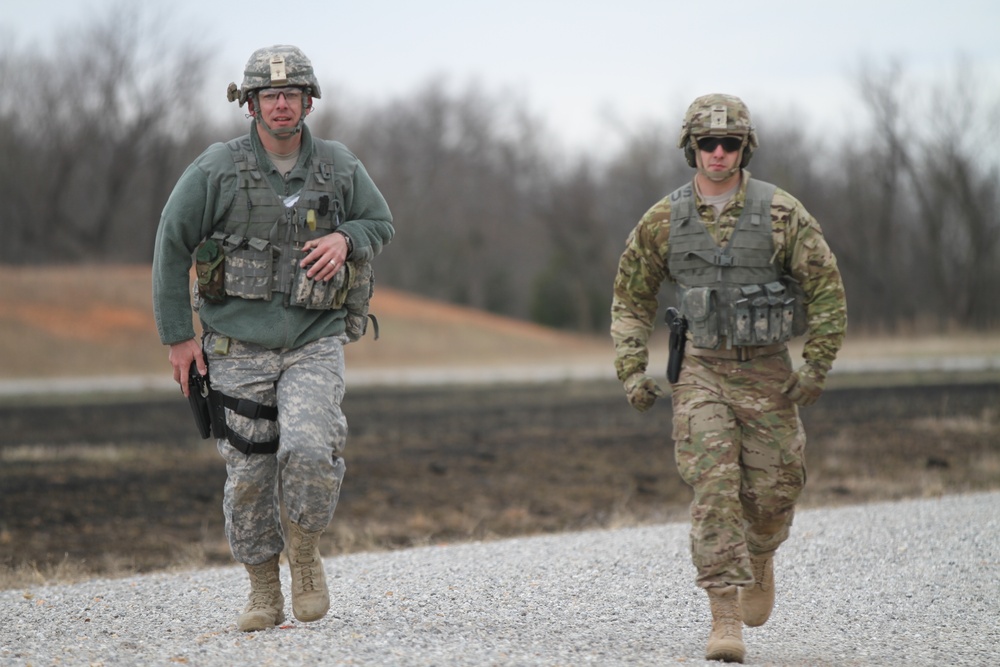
[
  {"left": 624, "top": 371, "right": 667, "bottom": 412},
  {"left": 781, "top": 363, "right": 827, "bottom": 407}
]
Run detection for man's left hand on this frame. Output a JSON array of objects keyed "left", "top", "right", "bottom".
[
  {"left": 301, "top": 232, "right": 350, "bottom": 281},
  {"left": 781, "top": 363, "right": 827, "bottom": 407}
]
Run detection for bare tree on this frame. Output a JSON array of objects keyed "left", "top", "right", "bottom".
[
  {"left": 0, "top": 4, "right": 212, "bottom": 263},
  {"left": 904, "top": 60, "right": 1000, "bottom": 329},
  {"left": 838, "top": 58, "right": 1000, "bottom": 331},
  {"left": 332, "top": 80, "right": 555, "bottom": 318},
  {"left": 2, "top": 6, "right": 997, "bottom": 335}
]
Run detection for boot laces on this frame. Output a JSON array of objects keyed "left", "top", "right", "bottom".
[
  {"left": 248, "top": 587, "right": 277, "bottom": 610},
  {"left": 247, "top": 567, "right": 280, "bottom": 609},
  {"left": 712, "top": 593, "right": 742, "bottom": 640},
  {"left": 719, "top": 603, "right": 741, "bottom": 636},
  {"left": 294, "top": 534, "right": 319, "bottom": 591},
  {"left": 751, "top": 555, "right": 771, "bottom": 590}
]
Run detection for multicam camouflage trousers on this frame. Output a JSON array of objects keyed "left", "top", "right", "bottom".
[
  {"left": 670, "top": 348, "right": 806, "bottom": 588},
  {"left": 204, "top": 331, "right": 348, "bottom": 565}
]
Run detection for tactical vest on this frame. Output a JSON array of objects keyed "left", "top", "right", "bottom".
[
  {"left": 667, "top": 178, "right": 806, "bottom": 349},
  {"left": 195, "top": 135, "right": 376, "bottom": 341}
]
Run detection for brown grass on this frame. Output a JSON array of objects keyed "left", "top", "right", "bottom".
[
  {"left": 0, "top": 265, "right": 611, "bottom": 379},
  {"left": 1, "top": 265, "right": 999, "bottom": 590},
  {"left": 3, "top": 264, "right": 999, "bottom": 382}
]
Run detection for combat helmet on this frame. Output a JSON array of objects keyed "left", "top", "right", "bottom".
[
  {"left": 677, "top": 94, "right": 758, "bottom": 170},
  {"left": 227, "top": 44, "right": 322, "bottom": 107}
]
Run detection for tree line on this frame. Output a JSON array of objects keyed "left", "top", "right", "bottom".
[{"left": 2, "top": 10, "right": 998, "bottom": 334}]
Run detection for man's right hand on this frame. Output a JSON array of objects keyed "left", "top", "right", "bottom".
[
  {"left": 623, "top": 371, "right": 667, "bottom": 412},
  {"left": 168, "top": 338, "right": 206, "bottom": 397}
]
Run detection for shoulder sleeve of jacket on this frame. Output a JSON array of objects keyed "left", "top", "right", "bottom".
[
  {"left": 152, "top": 142, "right": 239, "bottom": 345},
  {"left": 774, "top": 187, "right": 848, "bottom": 372},
  {"left": 610, "top": 195, "right": 673, "bottom": 382},
  {"left": 327, "top": 140, "right": 394, "bottom": 263}
]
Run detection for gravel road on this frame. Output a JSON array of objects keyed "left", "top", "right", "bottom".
[{"left": 2, "top": 492, "right": 997, "bottom": 666}]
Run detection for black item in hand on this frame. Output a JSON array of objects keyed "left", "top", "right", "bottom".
[
  {"left": 665, "top": 307, "right": 688, "bottom": 384},
  {"left": 187, "top": 361, "right": 212, "bottom": 439}
]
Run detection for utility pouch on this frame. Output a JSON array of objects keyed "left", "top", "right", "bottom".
[
  {"left": 194, "top": 236, "right": 226, "bottom": 304},
  {"left": 223, "top": 236, "right": 273, "bottom": 300},
  {"left": 340, "top": 261, "right": 377, "bottom": 342},
  {"left": 682, "top": 287, "right": 719, "bottom": 349}
]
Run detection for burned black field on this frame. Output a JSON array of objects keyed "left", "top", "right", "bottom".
[{"left": 1, "top": 378, "right": 998, "bottom": 585}]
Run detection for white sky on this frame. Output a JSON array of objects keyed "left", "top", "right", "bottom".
[{"left": 3, "top": 0, "right": 999, "bottom": 150}]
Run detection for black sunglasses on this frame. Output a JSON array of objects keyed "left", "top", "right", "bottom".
[{"left": 696, "top": 136, "right": 743, "bottom": 153}]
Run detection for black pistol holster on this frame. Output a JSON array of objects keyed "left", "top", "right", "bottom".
[
  {"left": 665, "top": 306, "right": 688, "bottom": 384},
  {"left": 186, "top": 360, "right": 280, "bottom": 455},
  {"left": 187, "top": 361, "right": 213, "bottom": 439}
]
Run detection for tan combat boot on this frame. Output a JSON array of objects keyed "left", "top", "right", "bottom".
[
  {"left": 740, "top": 551, "right": 775, "bottom": 627},
  {"left": 237, "top": 554, "right": 285, "bottom": 632},
  {"left": 705, "top": 585, "right": 745, "bottom": 663},
  {"left": 287, "top": 521, "right": 330, "bottom": 622}
]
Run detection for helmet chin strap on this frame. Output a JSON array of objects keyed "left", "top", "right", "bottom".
[
  {"left": 257, "top": 114, "right": 305, "bottom": 139},
  {"left": 250, "top": 92, "right": 307, "bottom": 139}
]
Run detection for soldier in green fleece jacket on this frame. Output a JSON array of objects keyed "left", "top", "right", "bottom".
[{"left": 152, "top": 45, "right": 393, "bottom": 633}]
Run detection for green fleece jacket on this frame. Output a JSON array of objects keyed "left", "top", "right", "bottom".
[{"left": 152, "top": 123, "right": 394, "bottom": 349}]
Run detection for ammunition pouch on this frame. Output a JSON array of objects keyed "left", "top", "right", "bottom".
[
  {"left": 289, "top": 246, "right": 348, "bottom": 310},
  {"left": 681, "top": 279, "right": 806, "bottom": 350},
  {"left": 221, "top": 234, "right": 274, "bottom": 301},
  {"left": 193, "top": 232, "right": 379, "bottom": 341}
]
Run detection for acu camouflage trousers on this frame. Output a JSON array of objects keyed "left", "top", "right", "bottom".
[
  {"left": 670, "top": 348, "right": 806, "bottom": 588},
  {"left": 204, "top": 332, "right": 348, "bottom": 565}
]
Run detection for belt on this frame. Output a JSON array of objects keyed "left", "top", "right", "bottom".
[{"left": 687, "top": 342, "right": 787, "bottom": 362}]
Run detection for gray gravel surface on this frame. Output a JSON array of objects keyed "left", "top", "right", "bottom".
[{"left": 2, "top": 492, "right": 998, "bottom": 666}]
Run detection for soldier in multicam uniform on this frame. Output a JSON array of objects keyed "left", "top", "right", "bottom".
[
  {"left": 152, "top": 45, "right": 393, "bottom": 632},
  {"left": 611, "top": 94, "right": 847, "bottom": 663}
]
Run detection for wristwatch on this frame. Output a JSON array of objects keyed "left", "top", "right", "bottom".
[{"left": 336, "top": 230, "right": 353, "bottom": 257}]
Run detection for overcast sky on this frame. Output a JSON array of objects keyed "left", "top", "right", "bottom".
[{"left": 3, "top": 0, "right": 998, "bottom": 150}]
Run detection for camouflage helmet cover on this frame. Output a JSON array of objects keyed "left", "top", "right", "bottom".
[
  {"left": 677, "top": 93, "right": 758, "bottom": 168},
  {"left": 227, "top": 44, "right": 322, "bottom": 106}
]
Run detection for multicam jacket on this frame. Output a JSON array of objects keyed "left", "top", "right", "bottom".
[{"left": 611, "top": 170, "right": 847, "bottom": 382}]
